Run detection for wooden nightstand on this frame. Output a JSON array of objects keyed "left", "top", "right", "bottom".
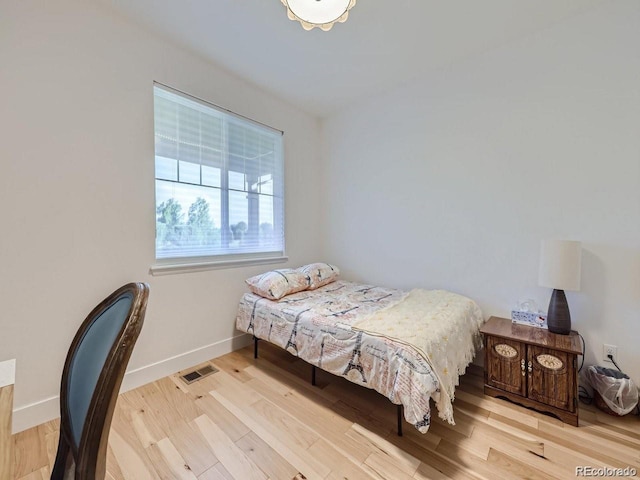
[{"left": 480, "top": 316, "right": 582, "bottom": 426}]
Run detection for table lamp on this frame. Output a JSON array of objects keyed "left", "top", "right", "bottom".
[{"left": 538, "top": 239, "right": 582, "bottom": 335}]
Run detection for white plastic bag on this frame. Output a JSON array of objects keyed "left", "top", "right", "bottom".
[{"left": 586, "top": 365, "right": 639, "bottom": 416}]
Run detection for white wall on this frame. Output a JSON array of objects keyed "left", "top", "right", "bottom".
[
  {"left": 0, "top": 0, "right": 322, "bottom": 431},
  {"left": 322, "top": 1, "right": 640, "bottom": 385}
]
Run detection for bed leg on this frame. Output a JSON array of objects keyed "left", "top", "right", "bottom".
[
  {"left": 397, "top": 405, "right": 403, "bottom": 437},
  {"left": 253, "top": 336, "right": 259, "bottom": 359},
  {"left": 311, "top": 365, "right": 316, "bottom": 386}
]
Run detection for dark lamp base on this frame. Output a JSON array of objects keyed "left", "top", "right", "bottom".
[{"left": 547, "top": 289, "right": 571, "bottom": 335}]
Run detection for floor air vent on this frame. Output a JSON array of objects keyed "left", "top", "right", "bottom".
[{"left": 180, "top": 364, "right": 218, "bottom": 384}]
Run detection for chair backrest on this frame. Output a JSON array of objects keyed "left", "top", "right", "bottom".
[{"left": 54, "top": 283, "right": 149, "bottom": 479}]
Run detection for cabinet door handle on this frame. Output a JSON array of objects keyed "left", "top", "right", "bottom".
[
  {"left": 521, "top": 359, "right": 526, "bottom": 376},
  {"left": 528, "top": 361, "right": 532, "bottom": 373}
]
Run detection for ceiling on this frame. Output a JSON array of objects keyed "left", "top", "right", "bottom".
[{"left": 100, "top": 0, "right": 605, "bottom": 118}]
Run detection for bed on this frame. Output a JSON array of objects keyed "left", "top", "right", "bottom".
[{"left": 235, "top": 279, "right": 484, "bottom": 434}]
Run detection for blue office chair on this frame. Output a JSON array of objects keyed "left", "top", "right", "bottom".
[{"left": 51, "top": 283, "right": 149, "bottom": 480}]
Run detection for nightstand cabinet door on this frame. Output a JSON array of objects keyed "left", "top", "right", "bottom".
[
  {"left": 486, "top": 336, "right": 526, "bottom": 396},
  {"left": 527, "top": 346, "right": 576, "bottom": 412}
]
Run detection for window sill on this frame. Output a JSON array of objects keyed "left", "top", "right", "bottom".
[{"left": 149, "top": 255, "right": 289, "bottom": 276}]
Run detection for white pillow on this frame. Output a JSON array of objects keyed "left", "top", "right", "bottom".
[
  {"left": 245, "top": 269, "right": 309, "bottom": 300},
  {"left": 297, "top": 263, "right": 340, "bottom": 290}
]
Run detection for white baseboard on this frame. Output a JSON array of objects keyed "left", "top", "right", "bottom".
[
  {"left": 119, "top": 333, "right": 252, "bottom": 393},
  {"left": 12, "top": 395, "right": 58, "bottom": 434},
  {"left": 12, "top": 333, "right": 252, "bottom": 433}
]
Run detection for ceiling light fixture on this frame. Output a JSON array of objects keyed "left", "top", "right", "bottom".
[{"left": 281, "top": 0, "right": 357, "bottom": 31}]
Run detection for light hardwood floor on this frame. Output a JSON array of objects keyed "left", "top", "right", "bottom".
[{"left": 13, "top": 343, "right": 640, "bottom": 479}]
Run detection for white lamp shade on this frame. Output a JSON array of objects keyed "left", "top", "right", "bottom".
[
  {"left": 538, "top": 240, "right": 582, "bottom": 291},
  {"left": 282, "top": 0, "right": 356, "bottom": 31}
]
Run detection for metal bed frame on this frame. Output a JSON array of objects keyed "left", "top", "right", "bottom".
[{"left": 253, "top": 336, "right": 405, "bottom": 436}]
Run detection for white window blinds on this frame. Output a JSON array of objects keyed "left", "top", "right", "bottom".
[{"left": 153, "top": 84, "right": 284, "bottom": 262}]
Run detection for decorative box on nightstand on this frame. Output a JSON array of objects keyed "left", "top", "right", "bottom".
[{"left": 480, "top": 316, "right": 582, "bottom": 426}]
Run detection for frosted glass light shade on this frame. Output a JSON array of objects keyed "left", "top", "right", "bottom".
[
  {"left": 282, "top": 0, "right": 357, "bottom": 31},
  {"left": 538, "top": 240, "right": 582, "bottom": 291}
]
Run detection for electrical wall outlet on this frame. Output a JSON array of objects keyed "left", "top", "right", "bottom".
[{"left": 603, "top": 344, "right": 618, "bottom": 363}]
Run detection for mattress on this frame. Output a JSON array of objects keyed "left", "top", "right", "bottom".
[{"left": 235, "top": 280, "right": 483, "bottom": 432}]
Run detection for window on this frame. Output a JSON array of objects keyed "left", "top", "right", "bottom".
[{"left": 153, "top": 84, "right": 284, "bottom": 267}]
